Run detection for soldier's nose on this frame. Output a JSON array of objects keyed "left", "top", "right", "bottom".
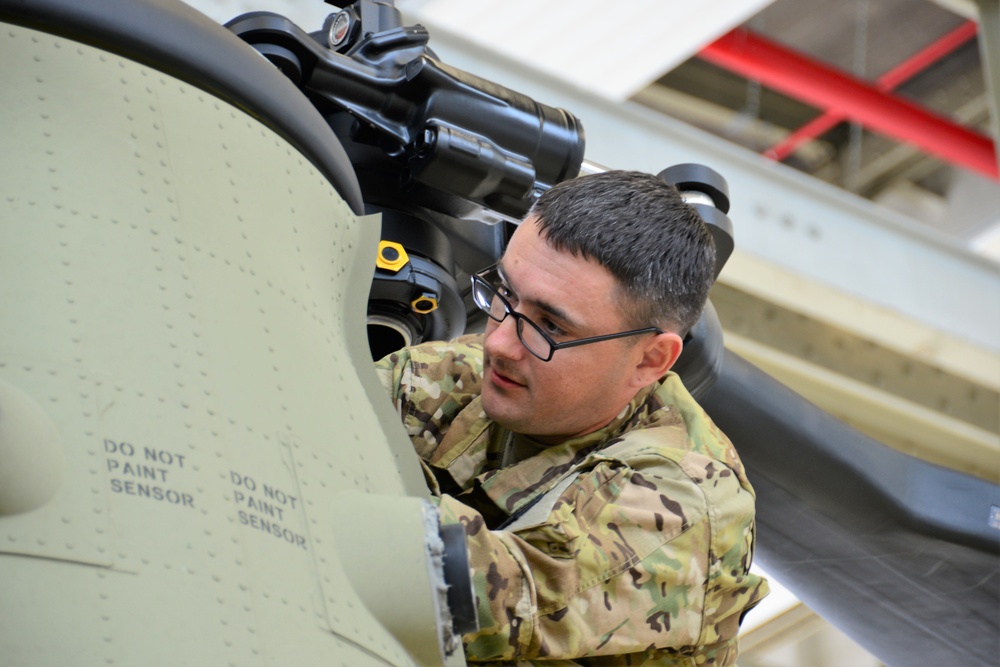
[{"left": 485, "top": 314, "right": 525, "bottom": 361}]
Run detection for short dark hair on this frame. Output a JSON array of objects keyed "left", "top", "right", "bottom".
[{"left": 528, "top": 170, "right": 715, "bottom": 334}]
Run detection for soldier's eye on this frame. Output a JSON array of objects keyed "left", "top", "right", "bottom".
[{"left": 539, "top": 317, "right": 566, "bottom": 338}]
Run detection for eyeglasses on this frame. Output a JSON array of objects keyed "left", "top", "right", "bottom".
[{"left": 470, "top": 265, "right": 662, "bottom": 362}]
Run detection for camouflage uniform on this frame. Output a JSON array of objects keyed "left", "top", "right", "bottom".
[{"left": 376, "top": 335, "right": 768, "bottom": 666}]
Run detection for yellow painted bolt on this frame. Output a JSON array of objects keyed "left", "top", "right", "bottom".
[
  {"left": 411, "top": 293, "right": 438, "bottom": 314},
  {"left": 376, "top": 240, "right": 408, "bottom": 272}
]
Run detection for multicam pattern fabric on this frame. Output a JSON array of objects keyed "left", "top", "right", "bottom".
[{"left": 376, "top": 334, "right": 768, "bottom": 666}]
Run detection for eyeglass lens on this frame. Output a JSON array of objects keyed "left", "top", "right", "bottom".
[
  {"left": 473, "top": 279, "right": 506, "bottom": 322},
  {"left": 516, "top": 319, "right": 551, "bottom": 359},
  {"left": 472, "top": 277, "right": 552, "bottom": 360}
]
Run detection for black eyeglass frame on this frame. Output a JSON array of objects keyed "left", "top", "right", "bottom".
[{"left": 470, "top": 266, "right": 663, "bottom": 362}]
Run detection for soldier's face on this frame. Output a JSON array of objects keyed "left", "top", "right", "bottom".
[{"left": 481, "top": 217, "right": 652, "bottom": 443}]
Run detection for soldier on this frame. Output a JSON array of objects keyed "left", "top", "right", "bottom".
[{"left": 376, "top": 170, "right": 768, "bottom": 665}]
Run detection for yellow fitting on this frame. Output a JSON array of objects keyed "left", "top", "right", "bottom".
[
  {"left": 376, "top": 240, "right": 409, "bottom": 272},
  {"left": 411, "top": 293, "right": 438, "bottom": 314}
]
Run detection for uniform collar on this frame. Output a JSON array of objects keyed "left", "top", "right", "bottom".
[{"left": 434, "top": 380, "right": 674, "bottom": 523}]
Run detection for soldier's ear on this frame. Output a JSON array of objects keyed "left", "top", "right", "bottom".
[{"left": 630, "top": 332, "right": 683, "bottom": 388}]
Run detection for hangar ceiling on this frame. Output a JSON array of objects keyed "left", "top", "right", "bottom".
[{"left": 647, "top": 0, "right": 998, "bottom": 243}]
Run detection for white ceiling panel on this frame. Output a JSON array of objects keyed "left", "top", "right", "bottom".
[{"left": 397, "top": 0, "right": 777, "bottom": 101}]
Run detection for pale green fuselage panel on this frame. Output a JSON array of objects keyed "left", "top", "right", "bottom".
[{"left": 0, "top": 22, "right": 462, "bottom": 667}]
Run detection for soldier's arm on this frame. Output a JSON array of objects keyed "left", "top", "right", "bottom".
[{"left": 374, "top": 336, "right": 484, "bottom": 460}]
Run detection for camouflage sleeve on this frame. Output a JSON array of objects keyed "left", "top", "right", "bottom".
[
  {"left": 437, "top": 448, "right": 763, "bottom": 665},
  {"left": 373, "top": 335, "right": 485, "bottom": 461}
]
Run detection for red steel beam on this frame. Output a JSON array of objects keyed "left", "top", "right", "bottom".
[
  {"left": 700, "top": 28, "right": 998, "bottom": 180},
  {"left": 766, "top": 20, "right": 979, "bottom": 162}
]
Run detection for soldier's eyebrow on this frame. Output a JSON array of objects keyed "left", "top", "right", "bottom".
[{"left": 496, "top": 260, "right": 581, "bottom": 331}]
